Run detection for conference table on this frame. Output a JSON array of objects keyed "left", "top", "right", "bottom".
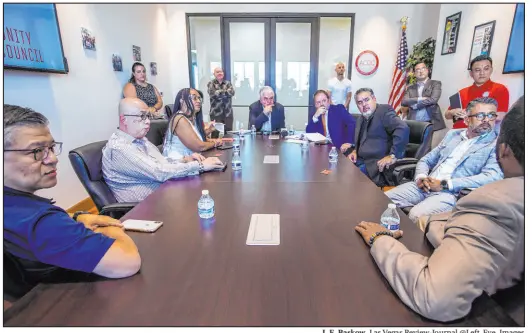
[{"left": 4, "top": 134, "right": 516, "bottom": 326}]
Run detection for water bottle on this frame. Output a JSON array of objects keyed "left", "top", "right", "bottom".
[
  {"left": 232, "top": 135, "right": 240, "bottom": 152},
  {"left": 251, "top": 125, "right": 256, "bottom": 135},
  {"left": 328, "top": 147, "right": 338, "bottom": 163},
  {"left": 198, "top": 190, "right": 215, "bottom": 219},
  {"left": 239, "top": 128, "right": 245, "bottom": 140},
  {"left": 232, "top": 151, "right": 242, "bottom": 171},
  {"left": 301, "top": 135, "right": 309, "bottom": 151},
  {"left": 289, "top": 124, "right": 295, "bottom": 135},
  {"left": 380, "top": 203, "right": 401, "bottom": 231}
]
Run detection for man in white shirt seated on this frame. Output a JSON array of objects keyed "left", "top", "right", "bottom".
[
  {"left": 385, "top": 97, "right": 503, "bottom": 225},
  {"left": 102, "top": 98, "right": 224, "bottom": 202},
  {"left": 354, "top": 96, "right": 524, "bottom": 322},
  {"left": 327, "top": 62, "right": 352, "bottom": 109}
]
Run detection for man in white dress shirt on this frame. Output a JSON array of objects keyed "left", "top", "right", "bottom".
[{"left": 327, "top": 62, "right": 352, "bottom": 109}]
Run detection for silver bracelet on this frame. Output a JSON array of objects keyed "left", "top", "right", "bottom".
[{"left": 198, "top": 161, "right": 204, "bottom": 173}]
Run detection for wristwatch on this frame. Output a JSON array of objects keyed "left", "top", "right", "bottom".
[
  {"left": 389, "top": 154, "right": 396, "bottom": 161},
  {"left": 72, "top": 211, "right": 91, "bottom": 221},
  {"left": 441, "top": 180, "right": 449, "bottom": 191}
]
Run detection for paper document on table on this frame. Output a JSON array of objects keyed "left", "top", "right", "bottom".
[
  {"left": 304, "top": 133, "right": 328, "bottom": 142},
  {"left": 246, "top": 214, "right": 280, "bottom": 245},
  {"left": 285, "top": 139, "right": 305, "bottom": 144},
  {"left": 228, "top": 130, "right": 251, "bottom": 134},
  {"left": 285, "top": 134, "right": 302, "bottom": 140},
  {"left": 263, "top": 155, "right": 280, "bottom": 164},
  {"left": 269, "top": 135, "right": 280, "bottom": 140}
]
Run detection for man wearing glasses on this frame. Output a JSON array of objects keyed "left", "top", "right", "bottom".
[
  {"left": 102, "top": 98, "right": 224, "bottom": 203},
  {"left": 401, "top": 61, "right": 446, "bottom": 131},
  {"left": 4, "top": 104, "right": 141, "bottom": 300},
  {"left": 386, "top": 97, "right": 503, "bottom": 225},
  {"left": 445, "top": 55, "right": 509, "bottom": 129}
]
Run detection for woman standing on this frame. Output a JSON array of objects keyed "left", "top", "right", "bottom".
[
  {"left": 123, "top": 62, "right": 163, "bottom": 115},
  {"left": 163, "top": 88, "right": 222, "bottom": 161}
]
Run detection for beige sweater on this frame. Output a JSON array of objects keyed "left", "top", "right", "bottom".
[{"left": 371, "top": 176, "right": 524, "bottom": 322}]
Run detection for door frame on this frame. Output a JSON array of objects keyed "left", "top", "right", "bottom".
[{"left": 186, "top": 13, "right": 356, "bottom": 110}]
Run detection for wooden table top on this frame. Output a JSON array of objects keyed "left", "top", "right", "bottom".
[{"left": 4, "top": 135, "right": 517, "bottom": 326}]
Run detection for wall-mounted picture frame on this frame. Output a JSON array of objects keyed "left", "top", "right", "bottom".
[
  {"left": 441, "top": 11, "right": 461, "bottom": 55},
  {"left": 503, "top": 3, "right": 524, "bottom": 74},
  {"left": 468, "top": 20, "right": 496, "bottom": 69}
]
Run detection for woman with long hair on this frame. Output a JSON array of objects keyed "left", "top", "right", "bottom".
[
  {"left": 123, "top": 62, "right": 163, "bottom": 115},
  {"left": 163, "top": 88, "right": 222, "bottom": 160}
]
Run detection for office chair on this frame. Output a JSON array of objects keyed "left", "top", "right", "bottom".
[{"left": 69, "top": 141, "right": 136, "bottom": 218}]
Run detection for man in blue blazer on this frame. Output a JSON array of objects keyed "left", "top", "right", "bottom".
[
  {"left": 386, "top": 97, "right": 504, "bottom": 224},
  {"left": 305, "top": 89, "right": 356, "bottom": 150},
  {"left": 248, "top": 86, "right": 285, "bottom": 132}
]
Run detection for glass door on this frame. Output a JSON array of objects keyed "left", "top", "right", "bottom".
[{"left": 222, "top": 16, "right": 318, "bottom": 130}]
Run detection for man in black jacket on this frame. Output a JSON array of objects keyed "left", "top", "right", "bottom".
[
  {"left": 344, "top": 88, "right": 409, "bottom": 187},
  {"left": 248, "top": 86, "right": 285, "bottom": 132}
]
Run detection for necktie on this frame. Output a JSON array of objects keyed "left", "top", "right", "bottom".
[
  {"left": 134, "top": 139, "right": 148, "bottom": 155},
  {"left": 321, "top": 114, "right": 327, "bottom": 137}
]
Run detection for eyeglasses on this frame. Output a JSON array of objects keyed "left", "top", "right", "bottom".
[
  {"left": 124, "top": 112, "right": 154, "bottom": 121},
  {"left": 468, "top": 112, "right": 497, "bottom": 121},
  {"left": 4, "top": 142, "right": 63, "bottom": 161},
  {"left": 415, "top": 67, "right": 427, "bottom": 73}
]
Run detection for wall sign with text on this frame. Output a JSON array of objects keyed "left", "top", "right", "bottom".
[{"left": 355, "top": 50, "right": 379, "bottom": 76}]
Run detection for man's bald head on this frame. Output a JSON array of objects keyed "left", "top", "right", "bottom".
[
  {"left": 118, "top": 98, "right": 151, "bottom": 139},
  {"left": 213, "top": 67, "right": 225, "bottom": 81},
  {"left": 119, "top": 97, "right": 148, "bottom": 116},
  {"left": 335, "top": 62, "right": 346, "bottom": 76}
]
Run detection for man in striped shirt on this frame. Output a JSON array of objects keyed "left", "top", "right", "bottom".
[{"left": 102, "top": 98, "right": 224, "bottom": 202}]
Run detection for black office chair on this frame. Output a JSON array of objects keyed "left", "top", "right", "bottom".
[
  {"left": 386, "top": 120, "right": 434, "bottom": 186},
  {"left": 69, "top": 141, "right": 137, "bottom": 218},
  {"left": 145, "top": 119, "right": 168, "bottom": 152},
  {"left": 164, "top": 104, "right": 174, "bottom": 119}
]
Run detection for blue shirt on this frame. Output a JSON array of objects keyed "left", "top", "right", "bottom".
[{"left": 3, "top": 186, "right": 115, "bottom": 274}]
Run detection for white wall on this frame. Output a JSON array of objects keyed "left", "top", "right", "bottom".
[
  {"left": 166, "top": 3, "right": 442, "bottom": 110},
  {"left": 432, "top": 3, "right": 524, "bottom": 128},
  {"left": 4, "top": 4, "right": 173, "bottom": 208}
]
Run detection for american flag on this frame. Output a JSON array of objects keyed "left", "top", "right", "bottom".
[{"left": 388, "top": 27, "right": 409, "bottom": 110}]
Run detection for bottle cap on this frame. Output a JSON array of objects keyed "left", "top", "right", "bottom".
[
  {"left": 388, "top": 203, "right": 396, "bottom": 209},
  {"left": 202, "top": 190, "right": 209, "bottom": 195}
]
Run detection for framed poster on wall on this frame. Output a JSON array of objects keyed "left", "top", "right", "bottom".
[
  {"left": 4, "top": 3, "right": 68, "bottom": 73},
  {"left": 468, "top": 20, "right": 496, "bottom": 69},
  {"left": 441, "top": 11, "right": 461, "bottom": 55}
]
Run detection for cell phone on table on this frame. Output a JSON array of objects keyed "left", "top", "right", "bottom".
[
  {"left": 122, "top": 219, "right": 163, "bottom": 233},
  {"left": 216, "top": 143, "right": 233, "bottom": 150}
]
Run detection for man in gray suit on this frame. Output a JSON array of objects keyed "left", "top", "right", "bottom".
[
  {"left": 401, "top": 62, "right": 446, "bottom": 131},
  {"left": 354, "top": 96, "right": 524, "bottom": 322}
]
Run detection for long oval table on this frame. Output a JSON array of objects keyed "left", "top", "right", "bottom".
[{"left": 4, "top": 135, "right": 516, "bottom": 326}]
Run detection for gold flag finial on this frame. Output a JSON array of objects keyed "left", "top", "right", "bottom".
[{"left": 400, "top": 16, "right": 409, "bottom": 30}]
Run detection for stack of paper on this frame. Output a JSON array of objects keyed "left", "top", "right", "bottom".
[{"left": 304, "top": 133, "right": 328, "bottom": 142}]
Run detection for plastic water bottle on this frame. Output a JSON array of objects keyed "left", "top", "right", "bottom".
[
  {"left": 328, "top": 146, "right": 338, "bottom": 163},
  {"left": 232, "top": 135, "right": 240, "bottom": 152},
  {"left": 232, "top": 151, "right": 242, "bottom": 171},
  {"left": 301, "top": 135, "right": 309, "bottom": 150},
  {"left": 251, "top": 125, "right": 256, "bottom": 135},
  {"left": 198, "top": 190, "right": 215, "bottom": 219},
  {"left": 380, "top": 203, "right": 401, "bottom": 231},
  {"left": 239, "top": 128, "right": 245, "bottom": 140},
  {"left": 289, "top": 124, "right": 295, "bottom": 135}
]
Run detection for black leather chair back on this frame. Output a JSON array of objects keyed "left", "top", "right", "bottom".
[
  {"left": 164, "top": 104, "right": 174, "bottom": 119},
  {"left": 404, "top": 120, "right": 433, "bottom": 159},
  {"left": 68, "top": 141, "right": 118, "bottom": 212},
  {"left": 145, "top": 119, "right": 169, "bottom": 148}
]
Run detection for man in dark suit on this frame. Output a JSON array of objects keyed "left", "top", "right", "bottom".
[
  {"left": 306, "top": 90, "right": 356, "bottom": 150},
  {"left": 344, "top": 88, "right": 409, "bottom": 187},
  {"left": 248, "top": 86, "right": 285, "bottom": 132},
  {"left": 401, "top": 61, "right": 446, "bottom": 131}
]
